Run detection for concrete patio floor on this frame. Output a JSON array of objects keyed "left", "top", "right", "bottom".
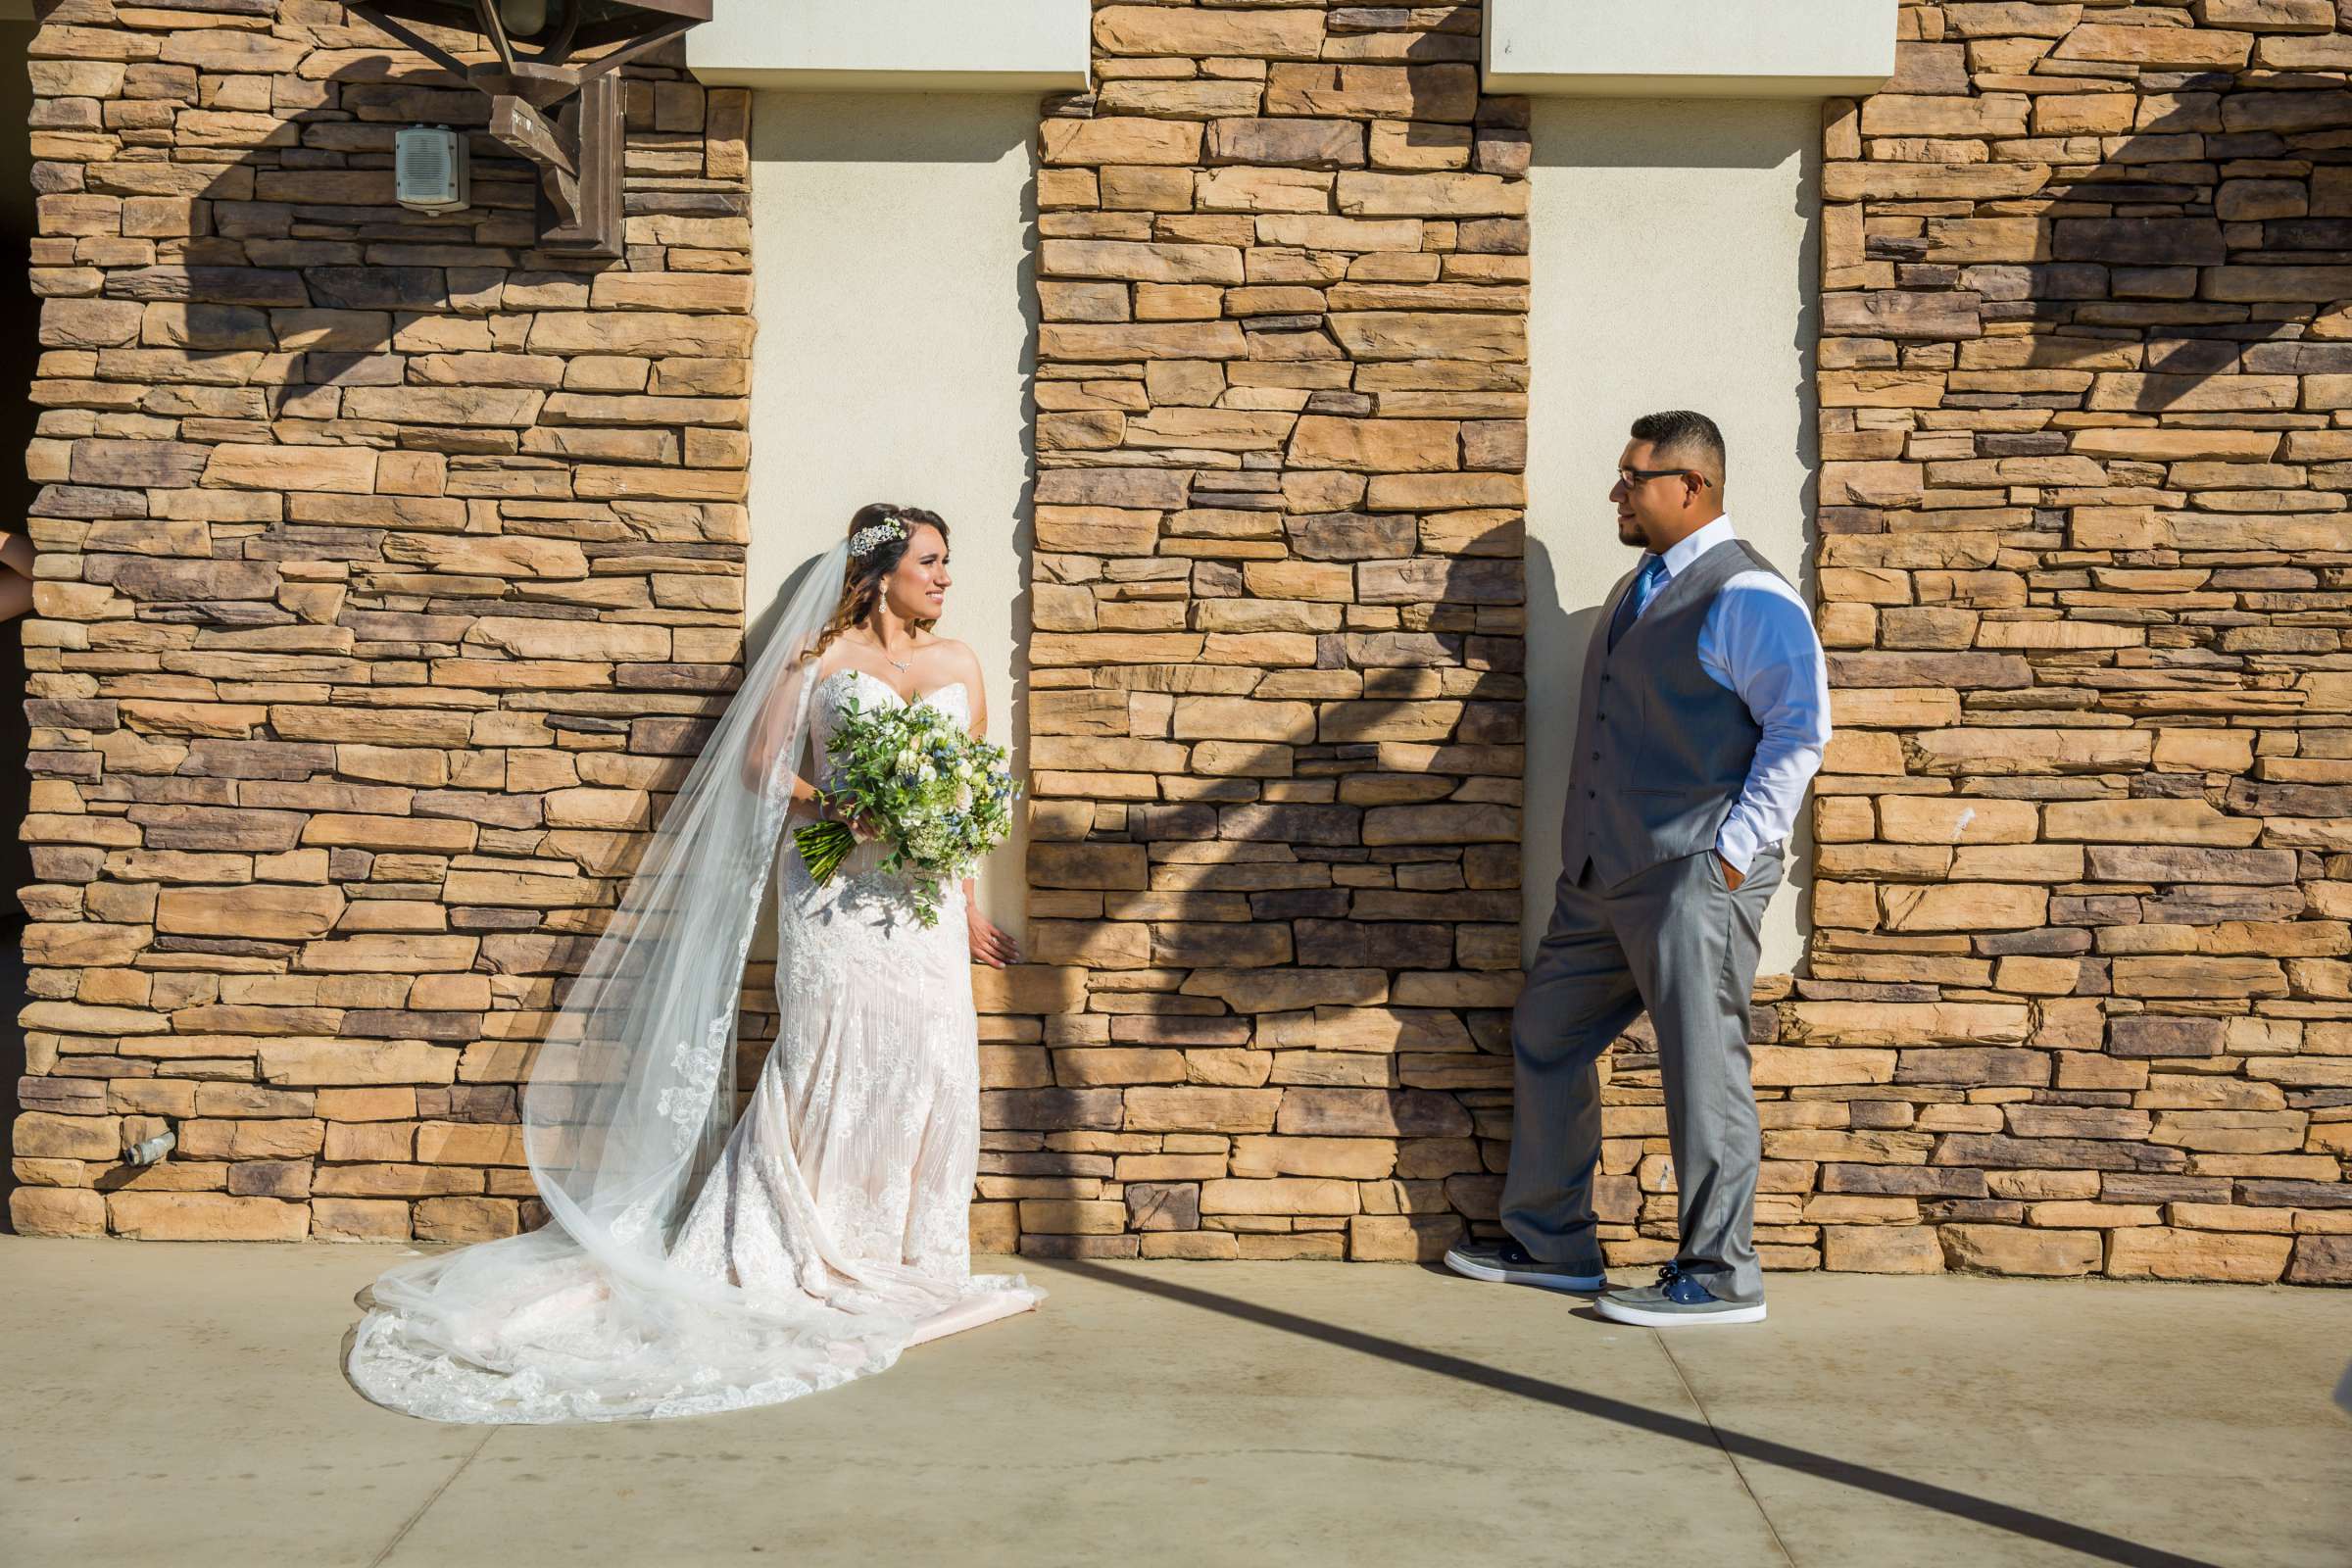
[{"left": 3, "top": 1237, "right": 2346, "bottom": 1568}]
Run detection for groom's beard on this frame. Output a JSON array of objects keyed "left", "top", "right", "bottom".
[{"left": 1617, "top": 515, "right": 1646, "bottom": 548}]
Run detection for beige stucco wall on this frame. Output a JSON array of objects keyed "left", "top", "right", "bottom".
[
  {"left": 747, "top": 91, "right": 1038, "bottom": 935},
  {"left": 692, "top": 0, "right": 1090, "bottom": 92},
  {"left": 1523, "top": 97, "right": 1821, "bottom": 972},
  {"left": 1485, "top": 0, "right": 1896, "bottom": 98}
]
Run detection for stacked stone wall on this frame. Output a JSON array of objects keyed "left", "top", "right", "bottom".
[
  {"left": 983, "top": 2, "right": 1532, "bottom": 1262},
  {"left": 1798, "top": 0, "right": 2352, "bottom": 1285},
  {"left": 9, "top": 0, "right": 754, "bottom": 1242},
  {"left": 11, "top": 0, "right": 2350, "bottom": 1282},
  {"left": 980, "top": 0, "right": 2352, "bottom": 1283}
]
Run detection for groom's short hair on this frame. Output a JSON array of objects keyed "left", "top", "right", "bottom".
[{"left": 1630, "top": 410, "right": 1726, "bottom": 487}]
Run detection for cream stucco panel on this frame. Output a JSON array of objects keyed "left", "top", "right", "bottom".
[
  {"left": 1486, "top": 0, "right": 1896, "bottom": 98},
  {"left": 1524, "top": 97, "right": 1822, "bottom": 974},
  {"left": 692, "top": 0, "right": 1091, "bottom": 91},
  {"left": 747, "top": 92, "right": 1039, "bottom": 939}
]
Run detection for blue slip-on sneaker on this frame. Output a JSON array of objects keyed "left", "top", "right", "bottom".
[
  {"left": 1593, "top": 1262, "right": 1766, "bottom": 1326},
  {"left": 1442, "top": 1238, "right": 1608, "bottom": 1293}
]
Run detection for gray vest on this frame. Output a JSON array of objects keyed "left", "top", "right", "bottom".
[{"left": 1563, "top": 536, "right": 1788, "bottom": 890}]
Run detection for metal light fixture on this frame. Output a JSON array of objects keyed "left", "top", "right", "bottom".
[{"left": 352, "top": 0, "right": 711, "bottom": 259}]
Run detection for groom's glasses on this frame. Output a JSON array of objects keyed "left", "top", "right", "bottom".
[{"left": 1617, "top": 466, "right": 1699, "bottom": 487}]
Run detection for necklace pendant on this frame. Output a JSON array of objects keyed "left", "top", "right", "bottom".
[{"left": 886, "top": 657, "right": 912, "bottom": 673}]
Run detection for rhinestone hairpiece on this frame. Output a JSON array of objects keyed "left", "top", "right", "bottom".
[{"left": 849, "top": 514, "right": 906, "bottom": 558}]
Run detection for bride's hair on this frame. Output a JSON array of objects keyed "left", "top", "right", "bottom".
[{"left": 811, "top": 503, "right": 950, "bottom": 657}]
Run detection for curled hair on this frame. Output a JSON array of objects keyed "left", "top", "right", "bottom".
[{"left": 811, "top": 503, "right": 950, "bottom": 658}]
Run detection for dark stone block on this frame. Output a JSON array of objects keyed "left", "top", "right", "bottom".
[{"left": 2052, "top": 219, "right": 2227, "bottom": 267}]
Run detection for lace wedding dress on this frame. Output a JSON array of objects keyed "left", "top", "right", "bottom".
[
  {"left": 345, "top": 546, "right": 1037, "bottom": 1424},
  {"left": 665, "top": 672, "right": 1033, "bottom": 1334}
]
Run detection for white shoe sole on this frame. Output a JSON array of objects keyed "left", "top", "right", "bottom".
[
  {"left": 1443, "top": 1250, "right": 1607, "bottom": 1293},
  {"left": 1593, "top": 1297, "right": 1767, "bottom": 1327}
]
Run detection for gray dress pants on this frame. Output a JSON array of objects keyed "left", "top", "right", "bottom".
[{"left": 1499, "top": 844, "right": 1782, "bottom": 1304}]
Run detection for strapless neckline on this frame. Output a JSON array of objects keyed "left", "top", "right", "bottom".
[{"left": 817, "top": 667, "right": 969, "bottom": 710}]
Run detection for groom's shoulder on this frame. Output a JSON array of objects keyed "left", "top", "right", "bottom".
[{"left": 1726, "top": 536, "right": 1792, "bottom": 584}]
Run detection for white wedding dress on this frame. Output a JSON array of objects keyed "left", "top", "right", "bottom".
[
  {"left": 667, "top": 672, "right": 1033, "bottom": 1332},
  {"left": 345, "top": 621, "right": 1038, "bottom": 1423}
]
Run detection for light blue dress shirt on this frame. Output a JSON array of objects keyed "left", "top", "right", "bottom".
[{"left": 1622, "top": 515, "right": 1833, "bottom": 873}]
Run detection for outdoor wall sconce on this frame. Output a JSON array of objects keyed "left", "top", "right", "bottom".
[{"left": 351, "top": 0, "right": 712, "bottom": 259}]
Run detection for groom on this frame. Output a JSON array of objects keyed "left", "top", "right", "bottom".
[{"left": 1446, "top": 411, "right": 1831, "bottom": 1326}]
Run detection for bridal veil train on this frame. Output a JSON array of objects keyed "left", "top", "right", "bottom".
[{"left": 345, "top": 537, "right": 1037, "bottom": 1424}]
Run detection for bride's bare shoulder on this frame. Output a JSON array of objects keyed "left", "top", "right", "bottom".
[{"left": 926, "top": 636, "right": 985, "bottom": 681}]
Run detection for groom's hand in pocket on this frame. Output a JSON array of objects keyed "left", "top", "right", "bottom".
[{"left": 1716, "top": 853, "right": 1745, "bottom": 892}]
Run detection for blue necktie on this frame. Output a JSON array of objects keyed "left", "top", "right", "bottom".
[{"left": 1608, "top": 555, "right": 1667, "bottom": 652}]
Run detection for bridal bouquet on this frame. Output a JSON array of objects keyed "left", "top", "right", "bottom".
[{"left": 792, "top": 695, "right": 1019, "bottom": 926}]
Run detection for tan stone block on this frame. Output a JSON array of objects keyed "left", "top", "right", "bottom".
[
  {"left": 1822, "top": 1226, "right": 1944, "bottom": 1274},
  {"left": 415, "top": 1197, "right": 521, "bottom": 1244},
  {"left": 1330, "top": 312, "right": 1524, "bottom": 363},
  {"left": 1094, "top": 4, "right": 1325, "bottom": 58},
  {"left": 175, "top": 1118, "right": 324, "bottom": 1160},
  {"left": 1201, "top": 1177, "right": 1359, "bottom": 1216},
  {"left": 1018, "top": 1199, "right": 1128, "bottom": 1235},
  {"left": 1041, "top": 118, "right": 1203, "bottom": 169},
  {"left": 2056, "top": 24, "right": 2252, "bottom": 68},
  {"left": 1040, "top": 321, "right": 1248, "bottom": 362},
  {"left": 2027, "top": 1201, "right": 2161, "bottom": 1230},
  {"left": 10, "top": 1188, "right": 108, "bottom": 1237},
  {"left": 1907, "top": 728, "right": 2152, "bottom": 777},
  {"left": 257, "top": 1038, "right": 458, "bottom": 1086},
  {"left": 1941, "top": 1225, "right": 2101, "bottom": 1277},
  {"left": 2153, "top": 729, "right": 2255, "bottom": 773},
  {"left": 1264, "top": 63, "right": 1479, "bottom": 122},
  {"left": 1229, "top": 1136, "right": 1397, "bottom": 1180},
  {"left": 1349, "top": 1212, "right": 1465, "bottom": 1261},
  {"left": 1786, "top": 1003, "right": 2030, "bottom": 1048},
  {"left": 1125, "top": 1087, "right": 1283, "bottom": 1134},
  {"left": 108, "top": 1191, "right": 307, "bottom": 1242},
  {"left": 1288, "top": 416, "right": 1458, "bottom": 472},
  {"left": 313, "top": 1163, "right": 484, "bottom": 1199},
  {"left": 1749, "top": 1046, "right": 1898, "bottom": 1087},
  {"left": 201, "top": 444, "right": 375, "bottom": 493},
  {"left": 1336, "top": 172, "right": 1525, "bottom": 219},
  {"left": 2108, "top": 1227, "right": 2290, "bottom": 1283},
  {"left": 156, "top": 883, "right": 344, "bottom": 941},
  {"left": 1878, "top": 797, "right": 2037, "bottom": 844},
  {"left": 1142, "top": 1230, "right": 1241, "bottom": 1259},
  {"left": 1042, "top": 238, "right": 1243, "bottom": 285},
  {"left": 305, "top": 1198, "right": 406, "bottom": 1242},
  {"left": 2113, "top": 956, "right": 2286, "bottom": 1000},
  {"left": 14, "top": 1112, "right": 121, "bottom": 1160},
  {"left": 970, "top": 964, "right": 1089, "bottom": 1015},
  {"left": 1881, "top": 883, "right": 2047, "bottom": 932},
  {"left": 2050, "top": 804, "right": 2267, "bottom": 851},
  {"left": 1197, "top": 167, "right": 1332, "bottom": 214},
  {"left": 415, "top": 1122, "right": 528, "bottom": 1166}
]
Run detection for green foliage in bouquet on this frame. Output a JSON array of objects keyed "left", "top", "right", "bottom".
[{"left": 792, "top": 695, "right": 1019, "bottom": 927}]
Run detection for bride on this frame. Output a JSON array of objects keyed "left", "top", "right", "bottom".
[{"left": 346, "top": 504, "right": 1041, "bottom": 1424}]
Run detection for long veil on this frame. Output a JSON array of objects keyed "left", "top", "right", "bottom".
[{"left": 347, "top": 542, "right": 930, "bottom": 1422}]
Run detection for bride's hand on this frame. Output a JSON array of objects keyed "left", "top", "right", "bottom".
[
  {"left": 822, "top": 794, "right": 874, "bottom": 844},
  {"left": 967, "top": 904, "right": 1020, "bottom": 969}
]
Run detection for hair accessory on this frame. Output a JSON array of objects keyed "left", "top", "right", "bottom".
[{"left": 850, "top": 514, "right": 906, "bottom": 559}]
